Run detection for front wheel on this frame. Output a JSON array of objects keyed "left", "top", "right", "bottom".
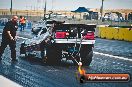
[{"left": 20, "top": 43, "right": 28, "bottom": 57}]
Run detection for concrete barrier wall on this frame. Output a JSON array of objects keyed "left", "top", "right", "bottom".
[{"left": 97, "top": 27, "right": 132, "bottom": 41}]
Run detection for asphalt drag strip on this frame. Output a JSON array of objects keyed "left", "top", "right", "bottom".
[{"left": 0, "top": 32, "right": 132, "bottom": 87}]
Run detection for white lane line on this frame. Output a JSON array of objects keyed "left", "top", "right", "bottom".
[
  {"left": 94, "top": 51, "right": 132, "bottom": 62},
  {"left": 1, "top": 32, "right": 132, "bottom": 62}
]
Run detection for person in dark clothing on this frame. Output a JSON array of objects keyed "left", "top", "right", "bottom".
[{"left": 0, "top": 16, "right": 18, "bottom": 61}]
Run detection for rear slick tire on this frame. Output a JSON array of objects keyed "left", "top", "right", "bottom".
[{"left": 82, "top": 51, "right": 93, "bottom": 66}]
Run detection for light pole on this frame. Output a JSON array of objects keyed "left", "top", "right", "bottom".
[
  {"left": 10, "top": 0, "right": 12, "bottom": 15},
  {"left": 100, "top": 0, "right": 104, "bottom": 21},
  {"left": 43, "top": 0, "right": 47, "bottom": 20}
]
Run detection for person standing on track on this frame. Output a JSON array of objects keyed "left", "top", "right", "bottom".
[
  {"left": 19, "top": 16, "right": 26, "bottom": 31},
  {"left": 0, "top": 16, "right": 18, "bottom": 61}
]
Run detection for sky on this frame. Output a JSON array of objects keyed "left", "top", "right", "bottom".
[{"left": 0, "top": 0, "right": 132, "bottom": 11}]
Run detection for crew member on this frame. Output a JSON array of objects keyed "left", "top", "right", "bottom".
[
  {"left": 19, "top": 16, "right": 25, "bottom": 31},
  {"left": 0, "top": 16, "right": 18, "bottom": 61}
]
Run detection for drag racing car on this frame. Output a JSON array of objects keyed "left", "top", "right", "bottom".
[{"left": 20, "top": 23, "right": 96, "bottom": 66}]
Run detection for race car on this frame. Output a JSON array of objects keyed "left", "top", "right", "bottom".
[{"left": 20, "top": 23, "right": 96, "bottom": 66}]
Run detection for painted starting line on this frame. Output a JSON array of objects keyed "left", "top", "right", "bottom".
[{"left": 0, "top": 33, "right": 132, "bottom": 62}]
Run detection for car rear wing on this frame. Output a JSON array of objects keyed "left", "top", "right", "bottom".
[{"left": 54, "top": 24, "right": 96, "bottom": 32}]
